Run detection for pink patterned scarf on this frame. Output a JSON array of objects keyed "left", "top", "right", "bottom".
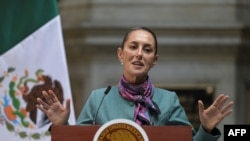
[{"left": 118, "top": 75, "right": 161, "bottom": 125}]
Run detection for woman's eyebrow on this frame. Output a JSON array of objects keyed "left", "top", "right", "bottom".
[{"left": 129, "top": 41, "right": 153, "bottom": 47}]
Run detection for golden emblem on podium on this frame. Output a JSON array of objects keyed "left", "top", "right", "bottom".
[{"left": 93, "top": 119, "right": 149, "bottom": 141}]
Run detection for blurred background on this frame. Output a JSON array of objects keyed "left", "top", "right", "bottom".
[{"left": 57, "top": 0, "right": 250, "bottom": 140}]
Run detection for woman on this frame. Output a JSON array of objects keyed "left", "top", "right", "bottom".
[{"left": 36, "top": 26, "right": 233, "bottom": 141}]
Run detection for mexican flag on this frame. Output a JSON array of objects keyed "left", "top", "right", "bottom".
[{"left": 0, "top": 0, "right": 75, "bottom": 140}]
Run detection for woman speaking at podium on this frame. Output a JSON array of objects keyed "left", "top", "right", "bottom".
[{"left": 36, "top": 26, "right": 233, "bottom": 141}]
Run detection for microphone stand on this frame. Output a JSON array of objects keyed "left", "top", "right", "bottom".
[{"left": 92, "top": 85, "right": 111, "bottom": 125}]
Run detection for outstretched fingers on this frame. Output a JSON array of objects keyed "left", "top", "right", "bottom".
[
  {"left": 36, "top": 90, "right": 61, "bottom": 113},
  {"left": 213, "top": 94, "right": 234, "bottom": 119},
  {"left": 221, "top": 101, "right": 234, "bottom": 117},
  {"left": 42, "top": 90, "right": 58, "bottom": 105},
  {"left": 36, "top": 98, "right": 49, "bottom": 113},
  {"left": 212, "top": 94, "right": 224, "bottom": 108},
  {"left": 48, "top": 90, "right": 60, "bottom": 103},
  {"left": 65, "top": 99, "right": 71, "bottom": 111},
  {"left": 198, "top": 100, "right": 204, "bottom": 113},
  {"left": 212, "top": 94, "right": 231, "bottom": 109}
]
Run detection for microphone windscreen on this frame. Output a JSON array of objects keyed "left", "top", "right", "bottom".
[{"left": 104, "top": 85, "right": 111, "bottom": 95}]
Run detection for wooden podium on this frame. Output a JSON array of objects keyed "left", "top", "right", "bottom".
[{"left": 51, "top": 125, "right": 192, "bottom": 141}]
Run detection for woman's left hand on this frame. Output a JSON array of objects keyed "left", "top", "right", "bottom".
[{"left": 198, "top": 94, "right": 234, "bottom": 133}]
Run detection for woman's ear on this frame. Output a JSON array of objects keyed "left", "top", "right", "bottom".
[
  {"left": 117, "top": 47, "right": 123, "bottom": 63},
  {"left": 152, "top": 54, "right": 159, "bottom": 66}
]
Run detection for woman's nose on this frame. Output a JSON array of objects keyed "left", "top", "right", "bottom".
[
  {"left": 135, "top": 48, "right": 143, "bottom": 58},
  {"left": 136, "top": 48, "right": 143, "bottom": 55}
]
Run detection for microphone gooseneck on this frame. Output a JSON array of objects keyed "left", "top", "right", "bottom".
[{"left": 92, "top": 85, "right": 111, "bottom": 125}]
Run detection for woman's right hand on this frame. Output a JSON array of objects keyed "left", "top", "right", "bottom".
[{"left": 36, "top": 90, "right": 71, "bottom": 125}]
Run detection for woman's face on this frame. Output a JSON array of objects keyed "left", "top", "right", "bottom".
[{"left": 117, "top": 29, "right": 158, "bottom": 83}]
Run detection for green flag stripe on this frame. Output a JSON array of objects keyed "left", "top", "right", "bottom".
[{"left": 0, "top": 0, "right": 59, "bottom": 55}]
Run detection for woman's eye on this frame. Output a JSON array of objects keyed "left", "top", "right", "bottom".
[
  {"left": 130, "top": 45, "right": 137, "bottom": 49},
  {"left": 144, "top": 48, "right": 152, "bottom": 53}
]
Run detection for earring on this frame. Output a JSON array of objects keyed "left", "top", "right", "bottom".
[{"left": 121, "top": 61, "right": 123, "bottom": 65}]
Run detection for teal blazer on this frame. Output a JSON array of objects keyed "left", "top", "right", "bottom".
[{"left": 77, "top": 86, "right": 221, "bottom": 141}]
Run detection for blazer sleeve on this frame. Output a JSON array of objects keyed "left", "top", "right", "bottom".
[{"left": 76, "top": 90, "right": 97, "bottom": 125}]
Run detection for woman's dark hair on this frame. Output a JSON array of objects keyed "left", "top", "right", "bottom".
[{"left": 120, "top": 26, "right": 158, "bottom": 55}]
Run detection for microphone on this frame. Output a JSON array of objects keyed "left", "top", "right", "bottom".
[{"left": 92, "top": 85, "right": 111, "bottom": 125}]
